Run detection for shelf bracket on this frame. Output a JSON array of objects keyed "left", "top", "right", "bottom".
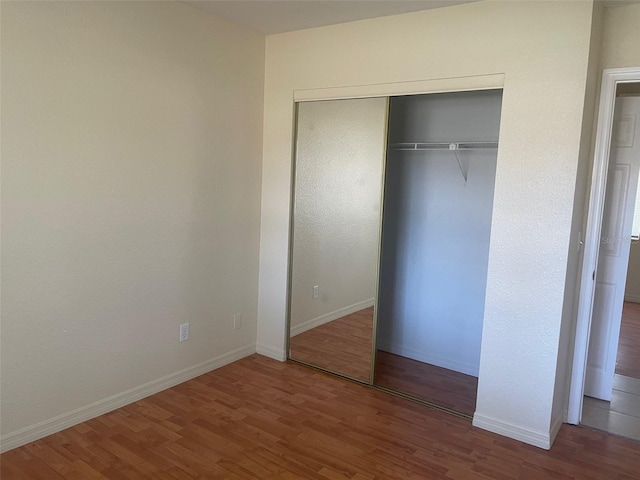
[{"left": 450, "top": 144, "right": 468, "bottom": 186}]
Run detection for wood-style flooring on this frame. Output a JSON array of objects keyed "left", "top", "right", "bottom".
[
  {"left": 289, "top": 307, "right": 373, "bottom": 382},
  {"left": 374, "top": 351, "right": 478, "bottom": 417},
  {"left": 616, "top": 301, "right": 640, "bottom": 379},
  {"left": 2, "top": 354, "right": 639, "bottom": 480},
  {"left": 289, "top": 307, "right": 477, "bottom": 415}
]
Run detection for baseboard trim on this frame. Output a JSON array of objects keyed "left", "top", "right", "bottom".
[
  {"left": 256, "top": 343, "right": 286, "bottom": 361},
  {"left": 473, "top": 413, "right": 553, "bottom": 450},
  {"left": 624, "top": 294, "right": 640, "bottom": 303},
  {"left": 0, "top": 344, "right": 256, "bottom": 454},
  {"left": 290, "top": 298, "right": 375, "bottom": 337},
  {"left": 549, "top": 414, "right": 563, "bottom": 446},
  {"left": 377, "top": 342, "right": 479, "bottom": 377}
]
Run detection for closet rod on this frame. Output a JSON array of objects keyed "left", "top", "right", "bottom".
[{"left": 389, "top": 141, "right": 498, "bottom": 151}]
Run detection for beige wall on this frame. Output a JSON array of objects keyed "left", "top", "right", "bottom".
[
  {"left": 601, "top": 3, "right": 640, "bottom": 70},
  {"left": 257, "top": 0, "right": 596, "bottom": 448},
  {"left": 0, "top": 1, "right": 264, "bottom": 449}
]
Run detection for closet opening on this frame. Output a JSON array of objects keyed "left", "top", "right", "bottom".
[
  {"left": 286, "top": 87, "right": 504, "bottom": 419},
  {"left": 374, "top": 90, "right": 503, "bottom": 416}
]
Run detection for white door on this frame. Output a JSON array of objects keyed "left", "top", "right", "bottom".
[{"left": 585, "top": 96, "right": 640, "bottom": 400}]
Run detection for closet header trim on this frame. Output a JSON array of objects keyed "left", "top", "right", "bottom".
[{"left": 293, "top": 73, "right": 505, "bottom": 102}]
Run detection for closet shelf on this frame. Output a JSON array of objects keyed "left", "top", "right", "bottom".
[{"left": 389, "top": 141, "right": 498, "bottom": 151}]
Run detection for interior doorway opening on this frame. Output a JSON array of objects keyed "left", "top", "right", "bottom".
[{"left": 569, "top": 71, "right": 640, "bottom": 441}]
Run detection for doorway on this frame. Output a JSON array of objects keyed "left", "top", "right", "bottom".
[
  {"left": 582, "top": 91, "right": 640, "bottom": 437},
  {"left": 568, "top": 68, "right": 640, "bottom": 442}
]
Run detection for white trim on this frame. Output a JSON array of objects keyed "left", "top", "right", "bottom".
[
  {"left": 584, "top": 365, "right": 612, "bottom": 401},
  {"left": 624, "top": 293, "right": 640, "bottom": 303},
  {"left": 0, "top": 344, "right": 256, "bottom": 453},
  {"left": 568, "top": 67, "right": 640, "bottom": 425},
  {"left": 294, "top": 73, "right": 504, "bottom": 102},
  {"left": 290, "top": 298, "right": 375, "bottom": 337},
  {"left": 377, "top": 343, "right": 479, "bottom": 377},
  {"left": 473, "top": 413, "right": 555, "bottom": 450},
  {"left": 256, "top": 343, "right": 287, "bottom": 361},
  {"left": 550, "top": 414, "right": 564, "bottom": 447}
]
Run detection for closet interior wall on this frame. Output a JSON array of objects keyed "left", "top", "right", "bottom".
[{"left": 376, "top": 90, "right": 503, "bottom": 385}]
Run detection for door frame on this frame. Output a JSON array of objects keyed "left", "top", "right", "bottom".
[{"left": 567, "top": 67, "right": 640, "bottom": 424}]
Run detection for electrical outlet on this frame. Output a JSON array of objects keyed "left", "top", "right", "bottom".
[
  {"left": 233, "top": 313, "right": 242, "bottom": 330},
  {"left": 313, "top": 285, "right": 319, "bottom": 299},
  {"left": 179, "top": 323, "right": 189, "bottom": 342}
]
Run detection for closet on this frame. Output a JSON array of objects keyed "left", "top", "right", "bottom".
[{"left": 288, "top": 89, "right": 503, "bottom": 417}]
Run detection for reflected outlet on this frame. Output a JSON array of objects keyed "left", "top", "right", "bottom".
[
  {"left": 233, "top": 313, "right": 242, "bottom": 330},
  {"left": 313, "top": 285, "right": 319, "bottom": 299}
]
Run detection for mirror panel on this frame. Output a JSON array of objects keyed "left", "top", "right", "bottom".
[{"left": 288, "top": 97, "right": 388, "bottom": 382}]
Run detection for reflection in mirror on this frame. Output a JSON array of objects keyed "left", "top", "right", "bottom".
[{"left": 288, "top": 97, "right": 388, "bottom": 382}]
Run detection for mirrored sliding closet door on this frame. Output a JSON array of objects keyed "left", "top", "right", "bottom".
[{"left": 287, "top": 97, "right": 388, "bottom": 382}]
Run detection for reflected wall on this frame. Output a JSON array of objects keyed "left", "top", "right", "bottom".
[{"left": 288, "top": 97, "right": 388, "bottom": 382}]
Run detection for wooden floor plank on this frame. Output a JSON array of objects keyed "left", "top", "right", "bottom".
[
  {"left": 289, "top": 306, "right": 478, "bottom": 415},
  {"left": 616, "top": 301, "right": 640, "bottom": 379},
  {"left": 2, "top": 354, "right": 639, "bottom": 479},
  {"left": 374, "top": 350, "right": 478, "bottom": 416},
  {"left": 289, "top": 307, "right": 374, "bottom": 382}
]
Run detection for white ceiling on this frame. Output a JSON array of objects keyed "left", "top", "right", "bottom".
[{"left": 182, "top": 0, "right": 476, "bottom": 35}]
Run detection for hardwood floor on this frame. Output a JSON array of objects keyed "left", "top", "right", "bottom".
[
  {"left": 2, "top": 354, "right": 639, "bottom": 479},
  {"left": 289, "top": 307, "right": 373, "bottom": 382},
  {"left": 374, "top": 351, "right": 478, "bottom": 417},
  {"left": 616, "top": 301, "right": 640, "bottom": 379},
  {"left": 290, "top": 307, "right": 477, "bottom": 415}
]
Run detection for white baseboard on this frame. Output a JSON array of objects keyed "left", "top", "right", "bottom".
[
  {"left": 624, "top": 293, "right": 640, "bottom": 303},
  {"left": 473, "top": 413, "right": 554, "bottom": 450},
  {"left": 549, "top": 414, "right": 563, "bottom": 446},
  {"left": 0, "top": 344, "right": 256, "bottom": 454},
  {"left": 256, "top": 343, "right": 286, "bottom": 361},
  {"left": 290, "top": 298, "right": 375, "bottom": 337},
  {"left": 377, "top": 341, "right": 479, "bottom": 377}
]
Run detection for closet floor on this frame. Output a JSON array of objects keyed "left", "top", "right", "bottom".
[{"left": 374, "top": 351, "right": 478, "bottom": 417}]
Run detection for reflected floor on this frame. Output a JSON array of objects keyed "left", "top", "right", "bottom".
[
  {"left": 374, "top": 351, "right": 478, "bottom": 417},
  {"left": 289, "top": 307, "right": 373, "bottom": 382}
]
